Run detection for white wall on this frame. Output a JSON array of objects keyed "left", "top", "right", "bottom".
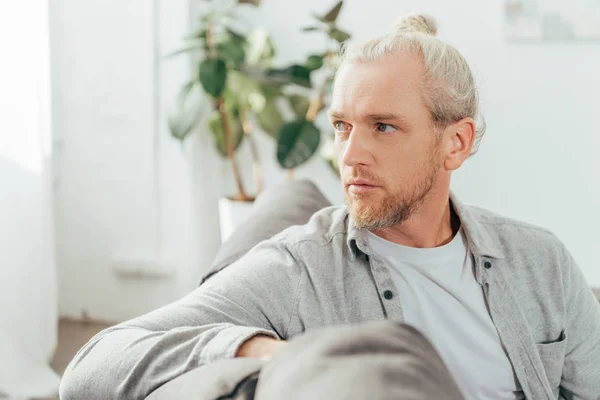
[
  {"left": 237, "top": 0, "right": 600, "bottom": 286},
  {"left": 51, "top": 0, "right": 599, "bottom": 323},
  {"left": 50, "top": 0, "right": 222, "bottom": 322}
]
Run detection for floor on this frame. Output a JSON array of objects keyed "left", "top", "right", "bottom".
[
  {"left": 50, "top": 319, "right": 111, "bottom": 375},
  {"left": 41, "top": 319, "right": 111, "bottom": 399}
]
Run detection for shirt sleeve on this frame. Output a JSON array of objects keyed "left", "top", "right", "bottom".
[
  {"left": 59, "top": 239, "right": 303, "bottom": 400},
  {"left": 559, "top": 246, "right": 600, "bottom": 399}
]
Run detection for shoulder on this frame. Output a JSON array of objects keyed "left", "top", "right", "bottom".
[
  {"left": 465, "top": 203, "right": 567, "bottom": 258},
  {"left": 274, "top": 205, "right": 349, "bottom": 248},
  {"left": 464, "top": 204, "right": 579, "bottom": 330}
]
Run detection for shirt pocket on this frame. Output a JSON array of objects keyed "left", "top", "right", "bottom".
[{"left": 535, "top": 330, "right": 567, "bottom": 389}]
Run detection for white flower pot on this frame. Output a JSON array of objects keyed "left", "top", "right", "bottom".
[{"left": 218, "top": 197, "right": 255, "bottom": 242}]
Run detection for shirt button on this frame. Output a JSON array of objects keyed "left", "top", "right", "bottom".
[
  {"left": 383, "top": 290, "right": 394, "bottom": 300},
  {"left": 484, "top": 261, "right": 492, "bottom": 269}
]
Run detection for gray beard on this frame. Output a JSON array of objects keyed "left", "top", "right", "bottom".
[{"left": 346, "top": 167, "right": 437, "bottom": 231}]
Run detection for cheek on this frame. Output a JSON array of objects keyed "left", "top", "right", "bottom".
[
  {"left": 375, "top": 142, "right": 431, "bottom": 179},
  {"left": 334, "top": 138, "right": 346, "bottom": 160},
  {"left": 375, "top": 141, "right": 411, "bottom": 168}
]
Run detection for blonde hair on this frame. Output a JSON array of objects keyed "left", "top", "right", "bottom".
[{"left": 338, "top": 13, "right": 486, "bottom": 155}]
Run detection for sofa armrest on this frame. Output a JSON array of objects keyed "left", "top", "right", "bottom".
[{"left": 146, "top": 358, "right": 265, "bottom": 400}]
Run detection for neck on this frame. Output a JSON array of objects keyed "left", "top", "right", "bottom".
[{"left": 371, "top": 186, "right": 460, "bottom": 248}]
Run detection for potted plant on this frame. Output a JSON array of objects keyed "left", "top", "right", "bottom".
[
  {"left": 167, "top": 0, "right": 349, "bottom": 239},
  {"left": 296, "top": 0, "right": 350, "bottom": 176}
]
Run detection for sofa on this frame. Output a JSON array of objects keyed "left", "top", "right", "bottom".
[{"left": 146, "top": 180, "right": 600, "bottom": 400}]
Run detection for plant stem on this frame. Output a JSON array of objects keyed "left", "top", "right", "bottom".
[
  {"left": 241, "top": 108, "right": 263, "bottom": 195},
  {"left": 217, "top": 97, "right": 248, "bottom": 201},
  {"left": 207, "top": 20, "right": 249, "bottom": 202}
]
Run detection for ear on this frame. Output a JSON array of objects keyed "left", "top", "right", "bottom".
[{"left": 443, "top": 118, "right": 475, "bottom": 171}]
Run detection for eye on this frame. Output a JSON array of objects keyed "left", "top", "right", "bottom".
[
  {"left": 333, "top": 121, "right": 349, "bottom": 132},
  {"left": 376, "top": 123, "right": 397, "bottom": 133}
]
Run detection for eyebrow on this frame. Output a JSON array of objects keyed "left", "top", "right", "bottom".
[{"left": 328, "top": 111, "right": 408, "bottom": 123}]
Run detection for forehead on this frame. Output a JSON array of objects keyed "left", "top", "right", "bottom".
[{"left": 330, "top": 53, "right": 425, "bottom": 117}]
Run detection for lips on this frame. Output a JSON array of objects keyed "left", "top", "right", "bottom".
[
  {"left": 347, "top": 178, "right": 375, "bottom": 186},
  {"left": 346, "top": 178, "right": 379, "bottom": 194}
]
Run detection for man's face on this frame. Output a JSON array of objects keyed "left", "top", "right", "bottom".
[{"left": 329, "top": 53, "right": 444, "bottom": 230}]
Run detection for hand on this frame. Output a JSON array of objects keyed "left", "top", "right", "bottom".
[{"left": 235, "top": 334, "right": 288, "bottom": 360}]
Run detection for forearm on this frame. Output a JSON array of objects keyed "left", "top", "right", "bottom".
[
  {"left": 60, "top": 323, "right": 279, "bottom": 400},
  {"left": 236, "top": 334, "right": 288, "bottom": 359},
  {"left": 59, "top": 241, "right": 300, "bottom": 399}
]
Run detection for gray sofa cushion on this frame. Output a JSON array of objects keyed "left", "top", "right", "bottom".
[
  {"left": 255, "top": 321, "right": 464, "bottom": 400},
  {"left": 200, "top": 179, "right": 331, "bottom": 285},
  {"left": 146, "top": 358, "right": 265, "bottom": 400}
]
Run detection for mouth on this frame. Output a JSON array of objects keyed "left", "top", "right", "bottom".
[{"left": 345, "top": 179, "right": 379, "bottom": 194}]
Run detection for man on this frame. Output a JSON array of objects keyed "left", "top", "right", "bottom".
[{"left": 60, "top": 14, "right": 600, "bottom": 400}]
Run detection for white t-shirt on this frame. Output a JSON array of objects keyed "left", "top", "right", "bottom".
[{"left": 367, "top": 228, "right": 521, "bottom": 399}]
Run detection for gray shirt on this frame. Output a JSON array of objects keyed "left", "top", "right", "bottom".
[{"left": 60, "top": 193, "right": 600, "bottom": 400}]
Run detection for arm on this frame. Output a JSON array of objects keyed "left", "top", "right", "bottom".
[
  {"left": 59, "top": 240, "right": 303, "bottom": 400},
  {"left": 559, "top": 247, "right": 600, "bottom": 399},
  {"left": 236, "top": 334, "right": 288, "bottom": 358}
]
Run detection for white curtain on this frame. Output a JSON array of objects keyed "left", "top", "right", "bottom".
[{"left": 0, "top": 0, "right": 60, "bottom": 398}]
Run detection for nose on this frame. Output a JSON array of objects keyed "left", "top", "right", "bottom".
[{"left": 340, "top": 128, "right": 373, "bottom": 167}]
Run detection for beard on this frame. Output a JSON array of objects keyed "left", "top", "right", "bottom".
[{"left": 344, "top": 148, "right": 440, "bottom": 231}]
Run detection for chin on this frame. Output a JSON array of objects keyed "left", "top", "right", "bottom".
[
  {"left": 346, "top": 189, "right": 381, "bottom": 208},
  {"left": 346, "top": 198, "right": 378, "bottom": 220}
]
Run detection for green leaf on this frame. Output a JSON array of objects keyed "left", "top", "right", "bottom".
[
  {"left": 227, "top": 69, "right": 264, "bottom": 112},
  {"left": 277, "top": 119, "right": 321, "bottom": 169},
  {"left": 305, "top": 54, "right": 324, "bottom": 71},
  {"left": 226, "top": 28, "right": 246, "bottom": 43},
  {"left": 302, "top": 26, "right": 321, "bottom": 32},
  {"left": 206, "top": 109, "right": 244, "bottom": 157},
  {"left": 168, "top": 81, "right": 205, "bottom": 141},
  {"left": 217, "top": 41, "right": 246, "bottom": 67},
  {"left": 323, "top": 1, "right": 344, "bottom": 22},
  {"left": 288, "top": 95, "right": 310, "bottom": 118},
  {"left": 238, "top": 0, "right": 261, "bottom": 5},
  {"left": 311, "top": 12, "right": 329, "bottom": 24},
  {"left": 199, "top": 58, "right": 227, "bottom": 98},
  {"left": 216, "top": 28, "right": 247, "bottom": 67},
  {"left": 246, "top": 29, "right": 276, "bottom": 66},
  {"left": 257, "top": 98, "right": 285, "bottom": 138},
  {"left": 266, "top": 65, "right": 312, "bottom": 88},
  {"left": 329, "top": 27, "right": 351, "bottom": 43},
  {"left": 260, "top": 82, "right": 283, "bottom": 98},
  {"left": 257, "top": 83, "right": 285, "bottom": 137},
  {"left": 247, "top": 91, "right": 266, "bottom": 114}
]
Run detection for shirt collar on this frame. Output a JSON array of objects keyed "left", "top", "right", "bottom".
[{"left": 346, "top": 191, "right": 504, "bottom": 260}]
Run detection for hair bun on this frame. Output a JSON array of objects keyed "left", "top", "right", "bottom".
[{"left": 393, "top": 13, "right": 438, "bottom": 36}]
